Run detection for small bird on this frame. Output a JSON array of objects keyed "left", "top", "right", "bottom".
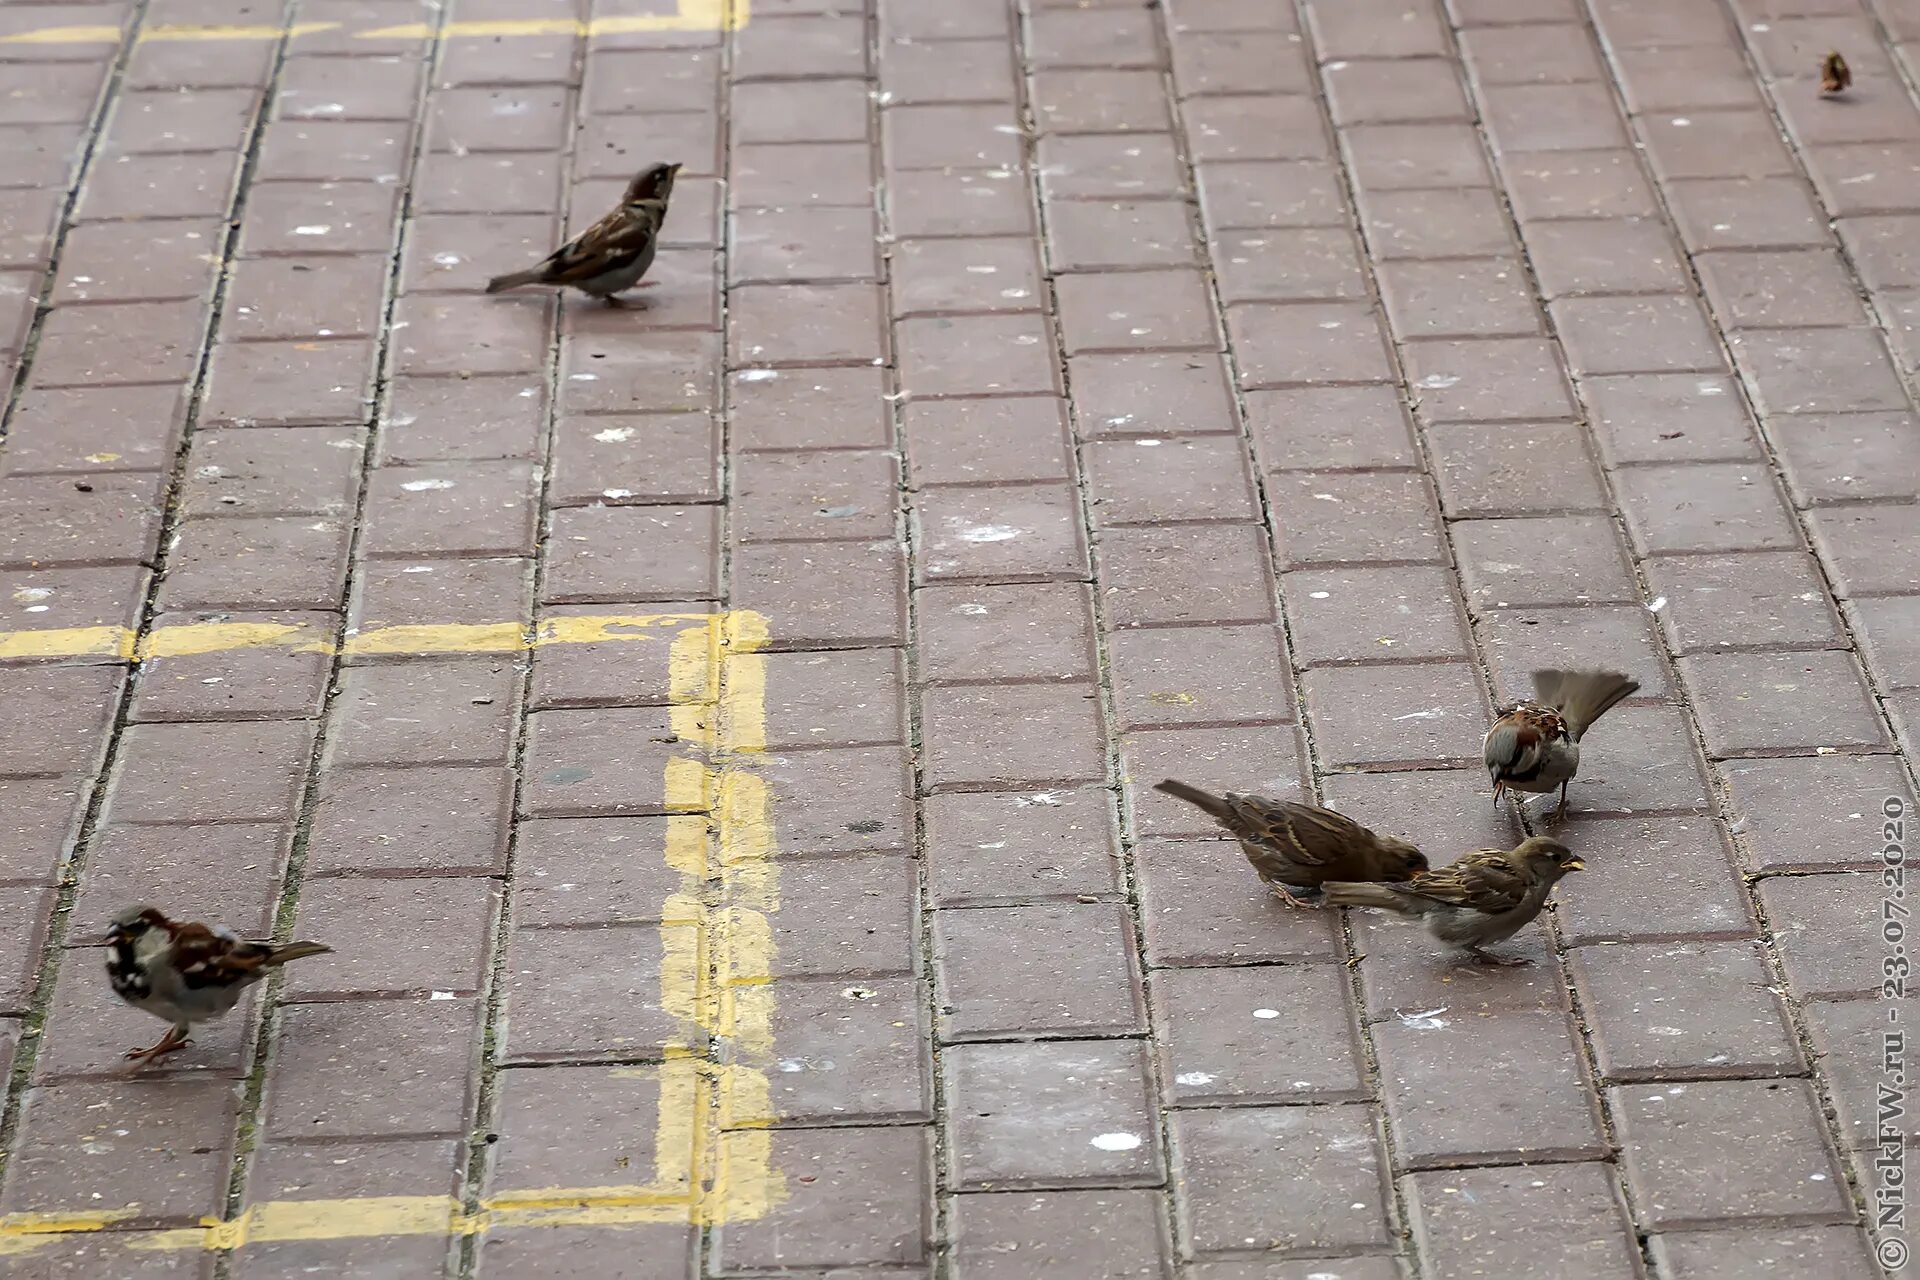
[
  {"left": 1154, "top": 779, "right": 1429, "bottom": 906},
  {"left": 1483, "top": 669, "right": 1639, "bottom": 820},
  {"left": 485, "top": 161, "right": 681, "bottom": 305},
  {"left": 105, "top": 906, "right": 331, "bottom": 1064},
  {"left": 1322, "top": 837, "right": 1584, "bottom": 965},
  {"left": 1820, "top": 50, "right": 1851, "bottom": 95}
]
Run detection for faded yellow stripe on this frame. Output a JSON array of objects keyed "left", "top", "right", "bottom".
[
  {"left": 0, "top": 0, "right": 747, "bottom": 45},
  {"left": 0, "top": 614, "right": 718, "bottom": 663}
]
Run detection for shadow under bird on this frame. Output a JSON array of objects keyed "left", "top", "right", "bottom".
[
  {"left": 1154, "top": 779, "right": 1429, "bottom": 906},
  {"left": 485, "top": 161, "right": 681, "bottom": 305},
  {"left": 1482, "top": 668, "right": 1638, "bottom": 819},
  {"left": 106, "top": 906, "right": 332, "bottom": 1065},
  {"left": 1322, "top": 837, "right": 1584, "bottom": 966}
]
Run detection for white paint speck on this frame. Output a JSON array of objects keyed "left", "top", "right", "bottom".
[
  {"left": 593, "top": 426, "right": 636, "bottom": 442},
  {"left": 1175, "top": 1071, "right": 1215, "bottom": 1086},
  {"left": 1252, "top": 1008, "right": 1280, "bottom": 1020},
  {"left": 401, "top": 479, "right": 455, "bottom": 492},
  {"left": 1091, "top": 1132, "right": 1142, "bottom": 1151}
]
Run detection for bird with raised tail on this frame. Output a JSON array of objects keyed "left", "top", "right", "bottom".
[
  {"left": 1322, "top": 837, "right": 1583, "bottom": 965},
  {"left": 1153, "top": 779, "right": 1429, "bottom": 906},
  {"left": 106, "top": 906, "right": 332, "bottom": 1064},
  {"left": 486, "top": 161, "right": 681, "bottom": 305},
  {"left": 1483, "top": 668, "right": 1638, "bottom": 820}
]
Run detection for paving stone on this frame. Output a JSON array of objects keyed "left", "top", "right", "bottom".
[
  {"left": 108, "top": 719, "right": 314, "bottom": 826},
  {"left": 1154, "top": 963, "right": 1366, "bottom": 1105},
  {"left": 1107, "top": 623, "right": 1291, "bottom": 729},
  {"left": 732, "top": 450, "right": 898, "bottom": 545},
  {"left": 1121, "top": 723, "right": 1306, "bottom": 840},
  {"left": 1733, "top": 326, "right": 1913, "bottom": 416},
  {"left": 946, "top": 1039, "right": 1164, "bottom": 1190},
  {"left": 937, "top": 903, "right": 1145, "bottom": 1039},
  {"left": 498, "top": 924, "right": 688, "bottom": 1061},
  {"left": 0, "top": 663, "right": 124, "bottom": 778},
  {"left": 1721, "top": 754, "right": 1913, "bottom": 873},
  {"left": 916, "top": 582, "right": 1095, "bottom": 686},
  {"left": 1553, "top": 815, "right": 1754, "bottom": 944},
  {"left": 1478, "top": 604, "right": 1671, "bottom": 705},
  {"left": 131, "top": 611, "right": 335, "bottom": 723},
  {"left": 181, "top": 428, "right": 363, "bottom": 518},
  {"left": 1426, "top": 420, "right": 1608, "bottom": 516},
  {"left": 1228, "top": 300, "right": 1397, "bottom": 387},
  {"left": 1070, "top": 351, "right": 1240, "bottom": 438},
  {"left": 1284, "top": 565, "right": 1472, "bottom": 665},
  {"left": 286, "top": 876, "right": 497, "bottom": 1000},
  {"left": 380, "top": 374, "right": 546, "bottom": 465},
  {"left": 1377, "top": 1008, "right": 1606, "bottom": 1166},
  {"left": 924, "top": 786, "right": 1123, "bottom": 907},
  {"left": 1136, "top": 836, "right": 1343, "bottom": 967},
  {"left": 330, "top": 658, "right": 523, "bottom": 767},
  {"left": 1085, "top": 435, "right": 1259, "bottom": 526},
  {"left": 543, "top": 505, "right": 720, "bottom": 603},
  {"left": 1760, "top": 871, "right": 1889, "bottom": 998},
  {"left": 1644, "top": 552, "right": 1845, "bottom": 653},
  {"left": 904, "top": 396, "right": 1076, "bottom": 484},
  {"left": 2, "top": 1078, "right": 239, "bottom": 1224},
  {"left": 755, "top": 746, "right": 916, "bottom": 859},
  {"left": 240, "top": 1140, "right": 462, "bottom": 1279},
  {"left": 1196, "top": 159, "right": 1345, "bottom": 230},
  {"left": 1611, "top": 1079, "right": 1851, "bottom": 1229},
  {"left": 551, "top": 412, "right": 720, "bottom": 508},
  {"left": 1097, "top": 523, "right": 1277, "bottom": 628},
  {"left": 522, "top": 706, "right": 688, "bottom": 818},
  {"left": 897, "top": 312, "right": 1062, "bottom": 395},
  {"left": 1038, "top": 133, "right": 1186, "bottom": 202},
  {"left": 265, "top": 998, "right": 481, "bottom": 1139},
  {"left": 1614, "top": 462, "right": 1799, "bottom": 555},
  {"left": 1570, "top": 941, "right": 1804, "bottom": 1081},
  {"left": 1452, "top": 515, "right": 1639, "bottom": 609},
  {"left": 1803, "top": 995, "right": 1906, "bottom": 1153},
  {"left": 1774, "top": 411, "right": 1920, "bottom": 507},
  {"left": 950, "top": 1190, "right": 1172, "bottom": 1280},
  {"left": 1682, "top": 649, "right": 1890, "bottom": 755},
  {"left": 765, "top": 851, "right": 917, "bottom": 978},
  {"left": 1325, "top": 56, "right": 1473, "bottom": 125},
  {"left": 758, "top": 976, "right": 932, "bottom": 1125},
  {"left": 1246, "top": 384, "right": 1419, "bottom": 472},
  {"left": 1211, "top": 226, "right": 1366, "bottom": 304},
  {"left": 306, "top": 766, "right": 513, "bottom": 876},
  {"left": 1584, "top": 373, "right": 1761, "bottom": 466},
  {"left": 0, "top": 776, "right": 86, "bottom": 887},
  {"left": 1268, "top": 470, "right": 1445, "bottom": 568},
  {"left": 760, "top": 648, "right": 905, "bottom": 751},
  {"left": 1402, "top": 337, "right": 1577, "bottom": 422},
  {"left": 1407, "top": 1164, "right": 1641, "bottom": 1280},
  {"left": 732, "top": 365, "right": 893, "bottom": 452},
  {"left": 1054, "top": 268, "right": 1218, "bottom": 354},
  {"left": 1173, "top": 1105, "right": 1391, "bottom": 1255},
  {"left": 919, "top": 682, "right": 1107, "bottom": 791},
  {"left": 350, "top": 557, "right": 532, "bottom": 632},
  {"left": 512, "top": 816, "right": 686, "bottom": 929},
  {"left": 1809, "top": 502, "right": 1920, "bottom": 598},
  {"left": 711, "top": 1126, "right": 933, "bottom": 1271},
  {"left": 1303, "top": 663, "right": 1487, "bottom": 768},
  {"left": 1648, "top": 1226, "right": 1881, "bottom": 1280}
]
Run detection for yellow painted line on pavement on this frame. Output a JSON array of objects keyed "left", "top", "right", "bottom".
[
  {"left": 0, "top": 610, "right": 785, "bottom": 1257},
  {"left": 0, "top": 0, "right": 747, "bottom": 44},
  {"left": 0, "top": 613, "right": 718, "bottom": 663}
]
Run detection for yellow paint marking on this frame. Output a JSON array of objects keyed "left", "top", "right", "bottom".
[
  {"left": 0, "top": 610, "right": 786, "bottom": 1256},
  {"left": 0, "top": 0, "right": 747, "bottom": 44},
  {"left": 0, "top": 613, "right": 717, "bottom": 663},
  {"left": 144, "top": 22, "right": 341, "bottom": 41},
  {"left": 0, "top": 624, "right": 129, "bottom": 662}
]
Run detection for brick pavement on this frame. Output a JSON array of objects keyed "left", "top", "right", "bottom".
[{"left": 0, "top": 0, "right": 1914, "bottom": 1275}]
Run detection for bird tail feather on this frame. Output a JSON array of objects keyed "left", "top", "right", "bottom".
[
  {"left": 1153, "top": 778, "right": 1232, "bottom": 820},
  {"left": 1320, "top": 882, "right": 1419, "bottom": 914},
  {"left": 266, "top": 941, "right": 332, "bottom": 966},
  {"left": 485, "top": 268, "right": 545, "bottom": 294},
  {"left": 1532, "top": 669, "right": 1639, "bottom": 739}
]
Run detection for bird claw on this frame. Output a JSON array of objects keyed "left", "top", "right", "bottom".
[
  {"left": 1266, "top": 883, "right": 1321, "bottom": 909},
  {"left": 1467, "top": 949, "right": 1532, "bottom": 968},
  {"left": 124, "top": 1028, "right": 191, "bottom": 1064}
]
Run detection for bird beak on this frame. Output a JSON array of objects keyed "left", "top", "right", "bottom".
[{"left": 1565, "top": 858, "right": 1586, "bottom": 872}]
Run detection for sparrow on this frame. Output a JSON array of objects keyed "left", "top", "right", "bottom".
[
  {"left": 1483, "top": 668, "right": 1639, "bottom": 819},
  {"left": 105, "top": 906, "right": 331, "bottom": 1064},
  {"left": 1154, "top": 779, "right": 1430, "bottom": 906},
  {"left": 1322, "top": 837, "right": 1584, "bottom": 965},
  {"left": 485, "top": 161, "right": 681, "bottom": 305},
  {"left": 1820, "top": 50, "right": 1851, "bottom": 95}
]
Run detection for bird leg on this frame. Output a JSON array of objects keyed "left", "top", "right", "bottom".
[
  {"left": 601, "top": 295, "right": 627, "bottom": 308},
  {"left": 1553, "top": 781, "right": 1570, "bottom": 820},
  {"left": 1467, "top": 947, "right": 1532, "bottom": 968},
  {"left": 1265, "top": 882, "right": 1321, "bottom": 909},
  {"left": 125, "top": 1024, "right": 191, "bottom": 1064}
]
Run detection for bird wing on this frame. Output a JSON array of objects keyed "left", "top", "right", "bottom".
[
  {"left": 1223, "top": 795, "right": 1381, "bottom": 871},
  {"left": 167, "top": 922, "right": 278, "bottom": 991},
  {"left": 537, "top": 200, "right": 664, "bottom": 286},
  {"left": 1395, "top": 848, "right": 1534, "bottom": 914},
  {"left": 1483, "top": 708, "right": 1546, "bottom": 774}
]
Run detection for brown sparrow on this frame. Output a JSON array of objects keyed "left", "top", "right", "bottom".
[
  {"left": 485, "top": 161, "right": 680, "bottom": 305},
  {"left": 106, "top": 906, "right": 331, "bottom": 1064},
  {"left": 1482, "top": 668, "right": 1638, "bottom": 819},
  {"left": 1820, "top": 50, "right": 1851, "bottom": 95},
  {"left": 1154, "top": 779, "right": 1430, "bottom": 906},
  {"left": 1322, "top": 837, "right": 1583, "bottom": 965}
]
